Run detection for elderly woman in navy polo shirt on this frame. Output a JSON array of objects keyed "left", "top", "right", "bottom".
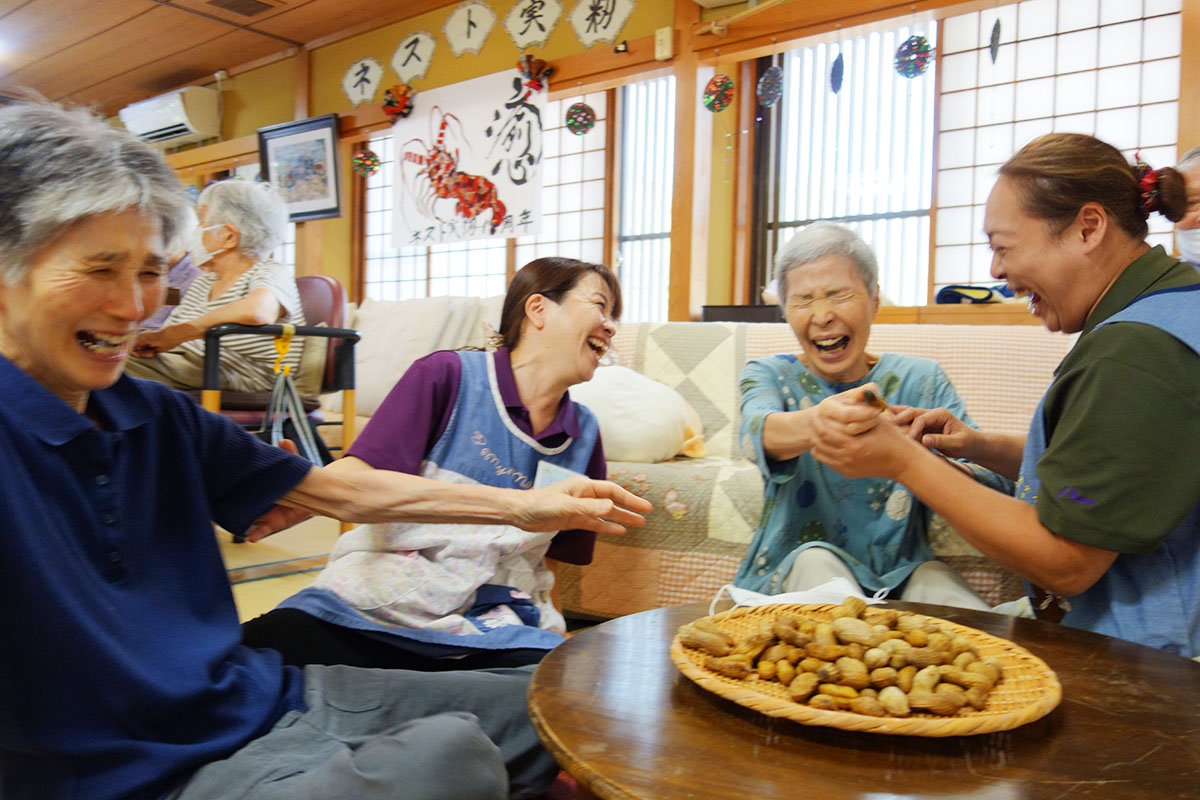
[{"left": 0, "top": 101, "right": 648, "bottom": 800}]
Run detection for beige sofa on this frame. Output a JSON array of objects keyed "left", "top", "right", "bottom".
[{"left": 323, "top": 298, "right": 1078, "bottom": 620}]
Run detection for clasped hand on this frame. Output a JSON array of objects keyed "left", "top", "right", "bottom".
[{"left": 808, "top": 384, "right": 916, "bottom": 480}]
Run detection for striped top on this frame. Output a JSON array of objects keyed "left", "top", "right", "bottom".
[{"left": 167, "top": 259, "right": 305, "bottom": 392}]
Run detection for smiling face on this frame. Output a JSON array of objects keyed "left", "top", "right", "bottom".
[
  {"left": 783, "top": 254, "right": 880, "bottom": 384},
  {"left": 984, "top": 176, "right": 1097, "bottom": 334},
  {"left": 541, "top": 271, "right": 617, "bottom": 386},
  {"left": 0, "top": 209, "right": 168, "bottom": 411}
]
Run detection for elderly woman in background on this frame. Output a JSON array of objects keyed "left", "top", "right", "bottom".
[
  {"left": 734, "top": 222, "right": 1010, "bottom": 609},
  {"left": 1174, "top": 146, "right": 1200, "bottom": 267},
  {"left": 126, "top": 178, "right": 304, "bottom": 391},
  {"left": 0, "top": 101, "right": 649, "bottom": 800},
  {"left": 810, "top": 134, "right": 1198, "bottom": 658}
]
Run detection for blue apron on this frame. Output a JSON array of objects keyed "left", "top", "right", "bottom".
[{"left": 1015, "top": 285, "right": 1200, "bottom": 657}]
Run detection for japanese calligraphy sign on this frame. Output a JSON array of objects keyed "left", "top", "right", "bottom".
[
  {"left": 568, "top": 0, "right": 634, "bottom": 47},
  {"left": 503, "top": 0, "right": 562, "bottom": 50},
  {"left": 392, "top": 69, "right": 545, "bottom": 246},
  {"left": 341, "top": 57, "right": 384, "bottom": 106},
  {"left": 445, "top": 1, "right": 496, "bottom": 57},
  {"left": 393, "top": 31, "right": 436, "bottom": 84}
]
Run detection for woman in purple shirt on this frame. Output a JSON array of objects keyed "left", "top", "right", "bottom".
[{"left": 243, "top": 257, "right": 625, "bottom": 670}]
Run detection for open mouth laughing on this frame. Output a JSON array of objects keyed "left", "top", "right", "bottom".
[{"left": 77, "top": 330, "right": 135, "bottom": 356}]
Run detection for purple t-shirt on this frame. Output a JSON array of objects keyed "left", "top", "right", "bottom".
[{"left": 347, "top": 348, "right": 604, "bottom": 564}]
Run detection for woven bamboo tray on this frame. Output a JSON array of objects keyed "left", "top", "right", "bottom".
[{"left": 670, "top": 603, "right": 1061, "bottom": 737}]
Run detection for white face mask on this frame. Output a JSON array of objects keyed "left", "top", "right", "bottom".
[
  {"left": 185, "top": 224, "right": 224, "bottom": 269},
  {"left": 1176, "top": 227, "right": 1200, "bottom": 266}
]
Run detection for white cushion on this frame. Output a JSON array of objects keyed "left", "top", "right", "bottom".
[
  {"left": 322, "top": 294, "right": 505, "bottom": 416},
  {"left": 569, "top": 365, "right": 702, "bottom": 463}
]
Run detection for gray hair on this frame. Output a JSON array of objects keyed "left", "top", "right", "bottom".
[
  {"left": 0, "top": 101, "right": 188, "bottom": 285},
  {"left": 1178, "top": 146, "right": 1200, "bottom": 174},
  {"left": 198, "top": 179, "right": 288, "bottom": 259},
  {"left": 773, "top": 222, "right": 880, "bottom": 305}
]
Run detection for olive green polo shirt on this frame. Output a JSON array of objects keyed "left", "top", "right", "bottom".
[{"left": 1036, "top": 246, "right": 1200, "bottom": 553}]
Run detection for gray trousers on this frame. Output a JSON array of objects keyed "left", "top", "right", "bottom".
[{"left": 165, "top": 664, "right": 557, "bottom": 800}]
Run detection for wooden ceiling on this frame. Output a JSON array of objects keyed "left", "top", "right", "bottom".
[{"left": 0, "top": 0, "right": 455, "bottom": 117}]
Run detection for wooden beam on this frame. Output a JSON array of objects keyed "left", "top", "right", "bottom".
[
  {"left": 731, "top": 58, "right": 755, "bottom": 305},
  {"left": 668, "top": 0, "right": 703, "bottom": 321},
  {"left": 294, "top": 46, "right": 311, "bottom": 120},
  {"left": 1179, "top": 0, "right": 1200, "bottom": 157}
]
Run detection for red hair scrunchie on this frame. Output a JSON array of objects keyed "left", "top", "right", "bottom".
[{"left": 1134, "top": 152, "right": 1160, "bottom": 217}]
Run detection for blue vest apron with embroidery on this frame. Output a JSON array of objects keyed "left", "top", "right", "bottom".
[
  {"left": 1015, "top": 285, "right": 1200, "bottom": 657},
  {"left": 282, "top": 350, "right": 599, "bottom": 657}
]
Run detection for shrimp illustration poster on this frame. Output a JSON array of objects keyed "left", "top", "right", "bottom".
[{"left": 392, "top": 69, "right": 545, "bottom": 246}]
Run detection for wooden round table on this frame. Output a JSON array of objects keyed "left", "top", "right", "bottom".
[{"left": 528, "top": 602, "right": 1200, "bottom": 799}]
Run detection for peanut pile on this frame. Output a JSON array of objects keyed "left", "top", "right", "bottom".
[{"left": 678, "top": 597, "right": 1005, "bottom": 718}]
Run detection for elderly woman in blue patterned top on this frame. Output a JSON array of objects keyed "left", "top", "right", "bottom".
[{"left": 735, "top": 222, "right": 1010, "bottom": 609}]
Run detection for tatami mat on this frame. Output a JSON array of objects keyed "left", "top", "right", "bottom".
[{"left": 220, "top": 515, "right": 341, "bottom": 621}]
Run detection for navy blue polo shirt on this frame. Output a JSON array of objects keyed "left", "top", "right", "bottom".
[{"left": 0, "top": 357, "right": 312, "bottom": 800}]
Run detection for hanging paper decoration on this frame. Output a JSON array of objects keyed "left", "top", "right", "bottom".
[
  {"left": 516, "top": 54, "right": 554, "bottom": 91},
  {"left": 353, "top": 148, "right": 382, "bottom": 177},
  {"left": 757, "top": 65, "right": 783, "bottom": 107},
  {"left": 382, "top": 83, "right": 415, "bottom": 119},
  {"left": 393, "top": 31, "right": 436, "bottom": 84},
  {"left": 989, "top": 19, "right": 1001, "bottom": 64},
  {"left": 895, "top": 35, "right": 933, "bottom": 78},
  {"left": 568, "top": 0, "right": 635, "bottom": 47},
  {"left": 565, "top": 101, "right": 595, "bottom": 135},
  {"left": 830, "top": 52, "right": 844, "bottom": 94},
  {"left": 341, "top": 57, "right": 384, "bottom": 107},
  {"left": 444, "top": 1, "right": 496, "bottom": 57},
  {"left": 703, "top": 74, "right": 734, "bottom": 113},
  {"left": 503, "top": 0, "right": 563, "bottom": 49}
]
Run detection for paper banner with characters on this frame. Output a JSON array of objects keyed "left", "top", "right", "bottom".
[{"left": 391, "top": 68, "right": 545, "bottom": 246}]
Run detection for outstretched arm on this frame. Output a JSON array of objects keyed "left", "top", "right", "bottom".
[{"left": 245, "top": 455, "right": 652, "bottom": 542}]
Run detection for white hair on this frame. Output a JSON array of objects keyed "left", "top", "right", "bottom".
[
  {"left": 0, "top": 101, "right": 188, "bottom": 285},
  {"left": 198, "top": 179, "right": 289, "bottom": 259},
  {"left": 773, "top": 222, "right": 880, "bottom": 306}
]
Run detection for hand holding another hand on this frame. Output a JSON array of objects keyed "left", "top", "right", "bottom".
[{"left": 808, "top": 383, "right": 919, "bottom": 480}]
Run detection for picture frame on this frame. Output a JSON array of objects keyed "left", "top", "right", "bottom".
[{"left": 257, "top": 113, "right": 342, "bottom": 222}]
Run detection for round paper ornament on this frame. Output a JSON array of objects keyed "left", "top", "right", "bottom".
[
  {"left": 757, "top": 65, "right": 783, "bottom": 107},
  {"left": 565, "top": 102, "right": 596, "bottom": 135},
  {"left": 352, "top": 148, "right": 381, "bottom": 177},
  {"left": 703, "top": 74, "right": 735, "bottom": 113},
  {"left": 895, "top": 35, "right": 933, "bottom": 78}
]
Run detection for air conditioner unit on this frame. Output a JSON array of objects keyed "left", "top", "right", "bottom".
[{"left": 118, "top": 86, "right": 220, "bottom": 147}]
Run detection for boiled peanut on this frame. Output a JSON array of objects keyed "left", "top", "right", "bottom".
[
  {"left": 848, "top": 696, "right": 887, "bottom": 717},
  {"left": 704, "top": 655, "right": 753, "bottom": 679},
  {"left": 896, "top": 665, "right": 918, "bottom": 693},
  {"left": 757, "top": 659, "right": 778, "bottom": 681},
  {"left": 776, "top": 659, "right": 796, "bottom": 687},
  {"left": 878, "top": 686, "right": 910, "bottom": 716},
  {"left": 832, "top": 616, "right": 883, "bottom": 647},
  {"left": 835, "top": 657, "right": 871, "bottom": 690},
  {"left": 805, "top": 642, "right": 850, "bottom": 661},
  {"left": 869, "top": 667, "right": 899, "bottom": 688},
  {"left": 788, "top": 671, "right": 819, "bottom": 701},
  {"left": 907, "top": 690, "right": 961, "bottom": 716},
  {"left": 677, "top": 623, "right": 734, "bottom": 656},
  {"left": 911, "top": 665, "right": 942, "bottom": 693},
  {"left": 863, "top": 647, "right": 889, "bottom": 670},
  {"left": 818, "top": 683, "right": 858, "bottom": 700}
]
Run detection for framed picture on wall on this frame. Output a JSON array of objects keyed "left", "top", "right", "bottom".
[{"left": 257, "top": 113, "right": 342, "bottom": 222}]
